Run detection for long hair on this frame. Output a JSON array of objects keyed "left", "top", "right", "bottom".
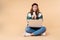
[
  {"left": 30, "top": 3, "right": 40, "bottom": 15},
  {"left": 30, "top": 3, "right": 40, "bottom": 16}
]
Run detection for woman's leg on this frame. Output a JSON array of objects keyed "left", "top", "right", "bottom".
[
  {"left": 33, "top": 26, "right": 46, "bottom": 36},
  {"left": 25, "top": 26, "right": 35, "bottom": 33}
]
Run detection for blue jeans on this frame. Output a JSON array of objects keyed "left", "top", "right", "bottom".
[{"left": 25, "top": 26, "right": 46, "bottom": 36}]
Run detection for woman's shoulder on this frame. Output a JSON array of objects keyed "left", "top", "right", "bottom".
[
  {"left": 38, "top": 12, "right": 43, "bottom": 18},
  {"left": 27, "top": 12, "right": 31, "bottom": 17},
  {"left": 38, "top": 12, "right": 42, "bottom": 14},
  {"left": 38, "top": 12, "right": 42, "bottom": 15}
]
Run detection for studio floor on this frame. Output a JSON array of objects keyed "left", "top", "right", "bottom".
[{"left": 0, "top": 25, "right": 60, "bottom": 40}]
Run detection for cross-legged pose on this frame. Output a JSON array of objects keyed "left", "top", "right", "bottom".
[{"left": 25, "top": 3, "right": 46, "bottom": 36}]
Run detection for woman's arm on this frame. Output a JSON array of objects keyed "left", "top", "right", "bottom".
[
  {"left": 26, "top": 12, "right": 32, "bottom": 25},
  {"left": 27, "top": 12, "right": 32, "bottom": 20},
  {"left": 38, "top": 13, "right": 43, "bottom": 21}
]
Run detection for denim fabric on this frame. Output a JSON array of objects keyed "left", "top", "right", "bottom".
[{"left": 25, "top": 26, "right": 46, "bottom": 36}]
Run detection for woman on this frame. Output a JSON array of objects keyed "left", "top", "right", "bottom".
[{"left": 25, "top": 3, "right": 46, "bottom": 36}]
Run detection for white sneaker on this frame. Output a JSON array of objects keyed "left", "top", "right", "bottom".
[
  {"left": 24, "top": 32, "right": 31, "bottom": 37},
  {"left": 41, "top": 32, "right": 46, "bottom": 36}
]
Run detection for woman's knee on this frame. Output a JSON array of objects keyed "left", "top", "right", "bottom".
[
  {"left": 38, "top": 26, "right": 46, "bottom": 33},
  {"left": 41, "top": 26, "right": 46, "bottom": 32},
  {"left": 25, "top": 27, "right": 31, "bottom": 32}
]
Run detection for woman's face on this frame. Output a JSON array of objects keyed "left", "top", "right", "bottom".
[{"left": 33, "top": 5, "right": 38, "bottom": 12}]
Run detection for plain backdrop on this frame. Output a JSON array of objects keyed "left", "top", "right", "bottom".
[{"left": 0, "top": 0, "right": 60, "bottom": 40}]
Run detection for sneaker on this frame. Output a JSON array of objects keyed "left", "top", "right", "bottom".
[
  {"left": 41, "top": 32, "right": 46, "bottom": 36},
  {"left": 24, "top": 32, "right": 31, "bottom": 37}
]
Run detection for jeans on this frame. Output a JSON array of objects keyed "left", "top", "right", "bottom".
[{"left": 25, "top": 26, "right": 46, "bottom": 36}]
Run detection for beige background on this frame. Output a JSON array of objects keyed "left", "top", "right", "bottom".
[{"left": 0, "top": 0, "right": 60, "bottom": 40}]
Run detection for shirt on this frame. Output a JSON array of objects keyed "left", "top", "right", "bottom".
[{"left": 27, "top": 12, "right": 43, "bottom": 20}]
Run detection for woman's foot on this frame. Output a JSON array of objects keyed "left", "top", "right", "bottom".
[
  {"left": 24, "top": 32, "right": 34, "bottom": 37},
  {"left": 41, "top": 32, "right": 46, "bottom": 36}
]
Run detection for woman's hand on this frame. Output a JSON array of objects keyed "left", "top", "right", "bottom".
[
  {"left": 32, "top": 15, "right": 36, "bottom": 19},
  {"left": 32, "top": 12, "right": 37, "bottom": 19}
]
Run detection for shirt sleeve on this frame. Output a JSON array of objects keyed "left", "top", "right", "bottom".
[
  {"left": 38, "top": 13, "right": 43, "bottom": 19},
  {"left": 27, "top": 12, "right": 32, "bottom": 20}
]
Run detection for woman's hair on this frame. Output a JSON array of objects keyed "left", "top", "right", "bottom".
[
  {"left": 29, "top": 3, "right": 40, "bottom": 19},
  {"left": 30, "top": 3, "right": 40, "bottom": 15}
]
